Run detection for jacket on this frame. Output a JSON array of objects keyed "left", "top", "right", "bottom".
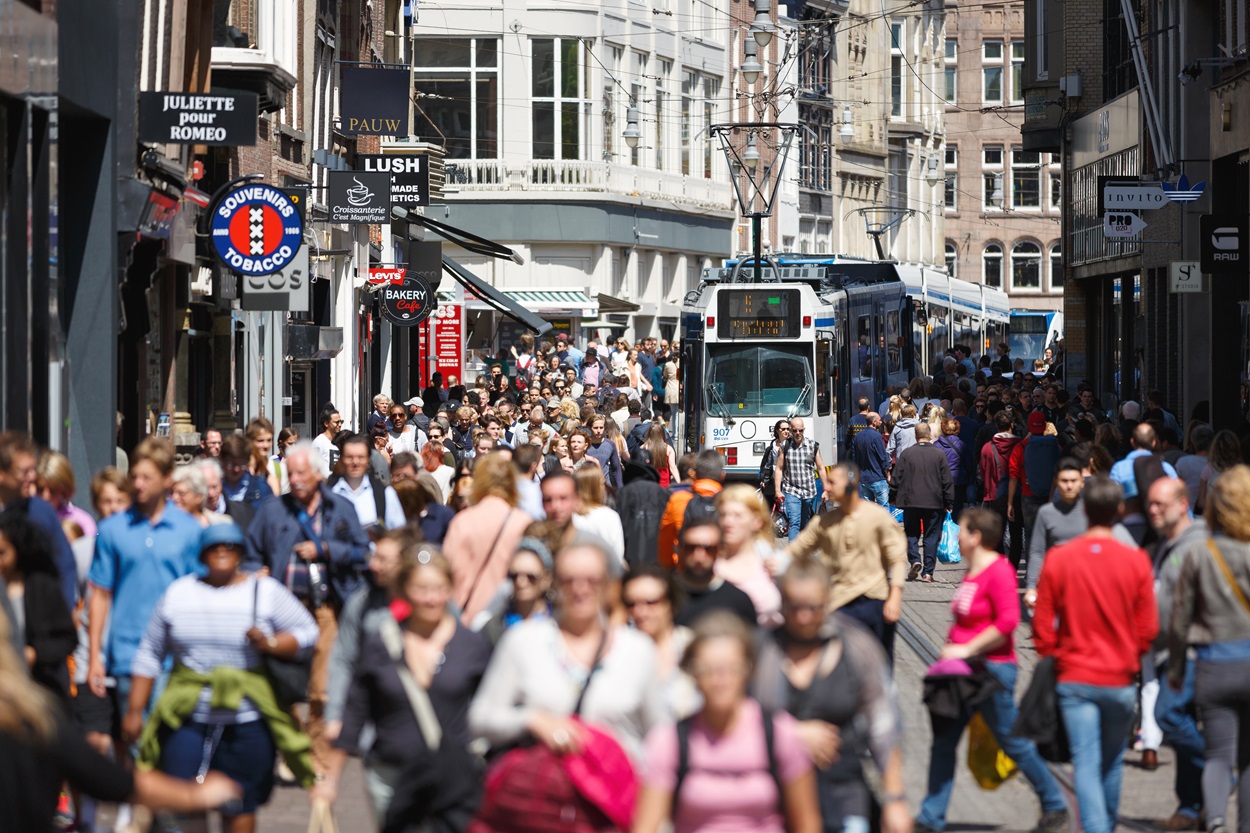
[
  {"left": 892, "top": 442, "right": 954, "bottom": 511},
  {"left": 243, "top": 486, "right": 371, "bottom": 604},
  {"left": 1169, "top": 533, "right": 1250, "bottom": 686},
  {"left": 1012, "top": 656, "right": 1070, "bottom": 762},
  {"left": 443, "top": 498, "right": 532, "bottom": 625},
  {"left": 933, "top": 435, "right": 966, "bottom": 485},
  {"left": 21, "top": 571, "right": 77, "bottom": 698},
  {"left": 658, "top": 479, "right": 723, "bottom": 568},
  {"left": 885, "top": 417, "right": 920, "bottom": 460},
  {"left": 978, "top": 433, "right": 1022, "bottom": 501},
  {"left": 617, "top": 462, "right": 671, "bottom": 568}
]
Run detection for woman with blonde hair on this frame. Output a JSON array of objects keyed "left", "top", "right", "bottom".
[
  {"left": 604, "top": 415, "right": 631, "bottom": 462},
  {"left": 442, "top": 453, "right": 533, "bottom": 625},
  {"left": 662, "top": 364, "right": 679, "bottom": 416},
  {"left": 1197, "top": 429, "right": 1245, "bottom": 514},
  {"left": 420, "top": 440, "right": 455, "bottom": 503},
  {"left": 571, "top": 465, "right": 625, "bottom": 565},
  {"left": 714, "top": 485, "right": 783, "bottom": 626},
  {"left": 244, "top": 417, "right": 282, "bottom": 496},
  {"left": 885, "top": 395, "right": 904, "bottom": 429},
  {"left": 1170, "top": 465, "right": 1250, "bottom": 833},
  {"left": 560, "top": 398, "right": 581, "bottom": 423},
  {"left": 36, "top": 451, "right": 97, "bottom": 538}
]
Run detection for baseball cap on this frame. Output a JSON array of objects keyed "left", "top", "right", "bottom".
[
  {"left": 403, "top": 396, "right": 424, "bottom": 408},
  {"left": 1027, "top": 412, "right": 1047, "bottom": 434},
  {"left": 199, "top": 523, "right": 245, "bottom": 556},
  {"left": 555, "top": 333, "right": 569, "bottom": 342}
]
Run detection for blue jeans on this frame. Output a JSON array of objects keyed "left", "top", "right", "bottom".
[
  {"left": 1056, "top": 682, "right": 1138, "bottom": 833},
  {"left": 784, "top": 492, "right": 821, "bottom": 541},
  {"left": 1155, "top": 657, "right": 1204, "bottom": 819},
  {"left": 917, "top": 661, "right": 1066, "bottom": 830},
  {"left": 860, "top": 479, "right": 889, "bottom": 507}
]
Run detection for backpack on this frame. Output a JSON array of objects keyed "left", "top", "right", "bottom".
[
  {"left": 683, "top": 493, "right": 719, "bottom": 527},
  {"left": 328, "top": 472, "right": 388, "bottom": 530},
  {"left": 672, "top": 706, "right": 782, "bottom": 817},
  {"left": 990, "top": 446, "right": 1010, "bottom": 500},
  {"left": 1022, "top": 435, "right": 1061, "bottom": 496}
]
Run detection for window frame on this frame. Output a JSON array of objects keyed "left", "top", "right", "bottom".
[
  {"left": 982, "top": 39, "right": 1004, "bottom": 104},
  {"left": 944, "top": 38, "right": 958, "bottom": 104},
  {"left": 1010, "top": 240, "right": 1043, "bottom": 290},
  {"left": 983, "top": 243, "right": 1003, "bottom": 288},
  {"left": 944, "top": 145, "right": 958, "bottom": 211},
  {"left": 412, "top": 37, "right": 500, "bottom": 160}
]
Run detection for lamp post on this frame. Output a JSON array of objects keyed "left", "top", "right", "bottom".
[{"left": 711, "top": 123, "right": 800, "bottom": 283}]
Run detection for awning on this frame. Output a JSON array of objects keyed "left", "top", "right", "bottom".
[
  {"left": 442, "top": 256, "right": 552, "bottom": 336},
  {"left": 596, "top": 292, "right": 641, "bottom": 314},
  {"left": 436, "top": 287, "right": 598, "bottom": 316}
]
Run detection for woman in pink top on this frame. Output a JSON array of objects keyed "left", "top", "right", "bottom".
[
  {"left": 915, "top": 508, "right": 1068, "bottom": 833},
  {"left": 714, "top": 486, "right": 782, "bottom": 627},
  {"left": 633, "top": 611, "right": 819, "bottom": 833}
]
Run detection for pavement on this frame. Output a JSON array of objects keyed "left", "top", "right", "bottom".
[{"left": 103, "top": 555, "right": 1221, "bottom": 832}]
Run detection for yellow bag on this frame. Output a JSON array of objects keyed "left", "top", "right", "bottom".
[{"left": 966, "top": 711, "right": 1018, "bottom": 790}]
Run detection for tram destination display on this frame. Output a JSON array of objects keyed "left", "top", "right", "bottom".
[{"left": 717, "top": 289, "right": 800, "bottom": 338}]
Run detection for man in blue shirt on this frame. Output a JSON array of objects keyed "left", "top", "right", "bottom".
[
  {"left": 87, "top": 437, "right": 202, "bottom": 720},
  {"left": 852, "top": 413, "right": 891, "bottom": 506},
  {"left": 0, "top": 432, "right": 78, "bottom": 609}
]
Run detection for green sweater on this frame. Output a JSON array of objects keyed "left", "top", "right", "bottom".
[{"left": 138, "top": 664, "right": 316, "bottom": 787}]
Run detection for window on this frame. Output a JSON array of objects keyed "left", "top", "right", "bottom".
[
  {"left": 655, "top": 60, "right": 670, "bottom": 171},
  {"left": 413, "top": 38, "right": 499, "bottom": 159},
  {"left": 1011, "top": 146, "right": 1041, "bottom": 208},
  {"left": 983, "top": 145, "right": 1004, "bottom": 209},
  {"left": 1011, "top": 241, "right": 1042, "bottom": 289},
  {"left": 681, "top": 72, "right": 695, "bottom": 176},
  {"left": 944, "top": 38, "right": 958, "bottom": 103},
  {"left": 1049, "top": 155, "right": 1062, "bottom": 208},
  {"left": 800, "top": 107, "right": 833, "bottom": 191},
  {"left": 983, "top": 40, "right": 1003, "bottom": 103},
  {"left": 1035, "top": 0, "right": 1050, "bottom": 80},
  {"left": 631, "top": 53, "right": 647, "bottom": 167},
  {"left": 945, "top": 241, "right": 958, "bottom": 277},
  {"left": 705, "top": 344, "right": 814, "bottom": 416},
  {"left": 1223, "top": 0, "right": 1247, "bottom": 59},
  {"left": 703, "top": 78, "right": 719, "bottom": 178},
  {"left": 856, "top": 316, "right": 872, "bottom": 379},
  {"left": 1050, "top": 246, "right": 1064, "bottom": 289},
  {"left": 532, "top": 39, "right": 588, "bottom": 160},
  {"left": 944, "top": 145, "right": 958, "bottom": 210},
  {"left": 891, "top": 22, "right": 904, "bottom": 117},
  {"left": 886, "top": 310, "right": 902, "bottom": 373},
  {"left": 984, "top": 244, "right": 1003, "bottom": 287},
  {"left": 1010, "top": 41, "right": 1025, "bottom": 103}
]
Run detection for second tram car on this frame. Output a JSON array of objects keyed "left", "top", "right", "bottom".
[{"left": 677, "top": 256, "right": 1008, "bottom": 478}]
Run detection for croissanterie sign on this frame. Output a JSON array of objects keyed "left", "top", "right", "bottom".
[{"left": 379, "top": 273, "right": 436, "bottom": 326}]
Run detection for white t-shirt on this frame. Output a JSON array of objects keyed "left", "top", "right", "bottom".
[{"left": 312, "top": 433, "right": 337, "bottom": 478}]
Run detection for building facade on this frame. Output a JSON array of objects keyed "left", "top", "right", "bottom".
[{"left": 945, "top": 0, "right": 1062, "bottom": 312}]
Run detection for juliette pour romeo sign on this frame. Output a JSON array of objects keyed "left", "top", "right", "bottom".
[
  {"left": 380, "top": 274, "right": 436, "bottom": 327},
  {"left": 138, "top": 91, "right": 259, "bottom": 146}
]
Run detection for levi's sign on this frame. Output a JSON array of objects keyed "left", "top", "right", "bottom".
[
  {"left": 368, "top": 266, "right": 406, "bottom": 285},
  {"left": 138, "top": 91, "right": 258, "bottom": 146}
]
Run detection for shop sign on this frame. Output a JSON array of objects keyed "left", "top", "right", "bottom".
[
  {"left": 368, "top": 265, "right": 406, "bottom": 285},
  {"left": 138, "top": 91, "right": 259, "bottom": 146},
  {"left": 210, "top": 183, "right": 303, "bottom": 276},
  {"left": 1162, "top": 174, "right": 1206, "bottom": 205},
  {"left": 1169, "top": 261, "right": 1203, "bottom": 294},
  {"left": 138, "top": 190, "right": 180, "bottom": 239},
  {"left": 1201, "top": 214, "right": 1249, "bottom": 275},
  {"left": 359, "top": 154, "right": 429, "bottom": 207},
  {"left": 242, "top": 188, "right": 310, "bottom": 311},
  {"left": 328, "top": 171, "right": 391, "bottom": 224},
  {"left": 1103, "top": 212, "right": 1147, "bottom": 238},
  {"left": 340, "top": 67, "right": 409, "bottom": 135},
  {"left": 421, "top": 303, "right": 463, "bottom": 388},
  {"left": 1103, "top": 183, "right": 1167, "bottom": 210},
  {"left": 380, "top": 274, "right": 436, "bottom": 327},
  {"left": 405, "top": 240, "right": 443, "bottom": 290}
]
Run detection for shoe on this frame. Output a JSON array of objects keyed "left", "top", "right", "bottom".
[
  {"left": 1035, "top": 809, "right": 1070, "bottom": 833},
  {"left": 1155, "top": 813, "right": 1201, "bottom": 831},
  {"left": 921, "top": 573, "right": 934, "bottom": 583},
  {"left": 909, "top": 562, "right": 923, "bottom": 581},
  {"left": 275, "top": 757, "right": 297, "bottom": 784},
  {"left": 1141, "top": 749, "right": 1159, "bottom": 770},
  {"left": 1206, "top": 819, "right": 1227, "bottom": 833}
]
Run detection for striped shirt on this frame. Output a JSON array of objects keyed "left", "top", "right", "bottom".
[{"left": 132, "top": 575, "right": 318, "bottom": 723}]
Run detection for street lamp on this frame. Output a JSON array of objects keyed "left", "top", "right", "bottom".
[
  {"left": 711, "top": 123, "right": 800, "bottom": 283},
  {"left": 741, "top": 39, "right": 763, "bottom": 86},
  {"left": 750, "top": 0, "right": 775, "bottom": 48},
  {"left": 623, "top": 107, "right": 642, "bottom": 149},
  {"left": 926, "top": 156, "right": 942, "bottom": 185},
  {"left": 839, "top": 105, "right": 854, "bottom": 143},
  {"left": 989, "top": 172, "right": 1004, "bottom": 208}
]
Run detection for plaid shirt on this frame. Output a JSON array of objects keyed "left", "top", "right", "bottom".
[{"left": 780, "top": 436, "right": 819, "bottom": 499}]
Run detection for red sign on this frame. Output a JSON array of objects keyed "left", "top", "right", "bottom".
[
  {"left": 420, "top": 303, "right": 463, "bottom": 389},
  {"left": 368, "top": 265, "right": 406, "bottom": 285}
]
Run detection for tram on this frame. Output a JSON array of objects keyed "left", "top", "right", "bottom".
[{"left": 676, "top": 255, "right": 1009, "bottom": 479}]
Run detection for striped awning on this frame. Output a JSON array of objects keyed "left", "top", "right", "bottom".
[{"left": 435, "top": 287, "right": 598, "bottom": 316}]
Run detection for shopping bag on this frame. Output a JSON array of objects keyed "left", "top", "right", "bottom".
[
  {"left": 888, "top": 505, "right": 904, "bottom": 525},
  {"left": 967, "top": 712, "right": 1017, "bottom": 790},
  {"left": 937, "top": 511, "right": 962, "bottom": 564}
]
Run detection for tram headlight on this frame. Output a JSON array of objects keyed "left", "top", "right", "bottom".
[{"left": 753, "top": 442, "right": 766, "bottom": 454}]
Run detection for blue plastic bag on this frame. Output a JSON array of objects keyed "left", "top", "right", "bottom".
[
  {"left": 889, "top": 505, "right": 904, "bottom": 525},
  {"left": 937, "top": 511, "right": 962, "bottom": 563}
]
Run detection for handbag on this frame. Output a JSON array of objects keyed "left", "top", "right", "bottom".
[
  {"left": 469, "top": 629, "right": 625, "bottom": 833},
  {"left": 937, "top": 511, "right": 962, "bottom": 564},
  {"left": 1207, "top": 538, "right": 1250, "bottom": 618},
  {"left": 378, "top": 616, "right": 483, "bottom": 833},
  {"left": 252, "top": 578, "right": 312, "bottom": 709},
  {"left": 966, "top": 711, "right": 1018, "bottom": 790}
]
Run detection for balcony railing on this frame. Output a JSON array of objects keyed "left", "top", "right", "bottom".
[{"left": 442, "top": 158, "right": 733, "bottom": 209}]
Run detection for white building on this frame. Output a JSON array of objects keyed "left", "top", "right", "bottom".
[{"left": 410, "top": 0, "right": 737, "bottom": 344}]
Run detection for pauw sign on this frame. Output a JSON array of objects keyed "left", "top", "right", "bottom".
[{"left": 340, "top": 67, "right": 410, "bottom": 135}]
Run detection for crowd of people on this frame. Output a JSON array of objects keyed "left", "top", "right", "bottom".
[{"left": 3, "top": 331, "right": 1250, "bottom": 833}]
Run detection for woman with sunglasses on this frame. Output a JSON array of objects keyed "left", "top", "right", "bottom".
[
  {"left": 385, "top": 405, "right": 420, "bottom": 457},
  {"left": 623, "top": 565, "right": 699, "bottom": 721},
  {"left": 759, "top": 420, "right": 791, "bottom": 507},
  {"left": 480, "top": 538, "right": 554, "bottom": 645}
]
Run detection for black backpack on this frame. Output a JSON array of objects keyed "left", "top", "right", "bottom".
[
  {"left": 682, "top": 493, "right": 719, "bottom": 527},
  {"left": 672, "top": 707, "right": 782, "bottom": 816}
]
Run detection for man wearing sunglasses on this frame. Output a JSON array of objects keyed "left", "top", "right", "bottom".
[
  {"left": 773, "top": 417, "right": 829, "bottom": 541},
  {"left": 672, "top": 516, "right": 756, "bottom": 628}
]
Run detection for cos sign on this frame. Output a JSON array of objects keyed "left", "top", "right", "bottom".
[{"left": 240, "top": 188, "right": 310, "bottom": 312}]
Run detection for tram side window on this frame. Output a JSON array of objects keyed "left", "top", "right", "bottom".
[
  {"left": 873, "top": 314, "right": 886, "bottom": 380},
  {"left": 856, "top": 316, "right": 872, "bottom": 380},
  {"left": 929, "top": 307, "right": 948, "bottom": 370},
  {"left": 816, "top": 339, "right": 832, "bottom": 415},
  {"left": 885, "top": 310, "right": 902, "bottom": 374}
]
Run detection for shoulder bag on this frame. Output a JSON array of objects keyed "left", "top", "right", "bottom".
[
  {"left": 1207, "top": 538, "right": 1250, "bottom": 619},
  {"left": 252, "top": 578, "right": 312, "bottom": 710}
]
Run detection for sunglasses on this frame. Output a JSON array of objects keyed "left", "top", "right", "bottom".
[
  {"left": 508, "top": 571, "right": 543, "bottom": 585},
  {"left": 624, "top": 595, "right": 666, "bottom": 609}
]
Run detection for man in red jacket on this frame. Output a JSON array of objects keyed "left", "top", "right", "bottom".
[{"left": 1033, "top": 475, "right": 1158, "bottom": 833}]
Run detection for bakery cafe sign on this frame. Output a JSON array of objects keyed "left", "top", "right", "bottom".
[{"left": 379, "top": 273, "right": 436, "bottom": 326}]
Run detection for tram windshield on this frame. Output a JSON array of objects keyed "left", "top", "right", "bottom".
[{"left": 705, "top": 343, "right": 814, "bottom": 416}]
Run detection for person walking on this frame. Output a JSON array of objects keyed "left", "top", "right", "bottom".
[
  {"left": 715, "top": 485, "right": 783, "bottom": 626},
  {"left": 571, "top": 465, "right": 626, "bottom": 566},
  {"left": 774, "top": 418, "right": 828, "bottom": 542},
  {"left": 0, "top": 509, "right": 76, "bottom": 698},
  {"left": 784, "top": 463, "right": 907, "bottom": 658},
  {"left": 934, "top": 419, "right": 968, "bottom": 518},
  {"left": 1033, "top": 476, "right": 1157, "bottom": 833},
  {"left": 852, "top": 413, "right": 891, "bottom": 507},
  {"left": 913, "top": 508, "right": 1069, "bottom": 833},
  {"left": 892, "top": 423, "right": 954, "bottom": 583},
  {"left": 672, "top": 516, "right": 758, "bottom": 628},
  {"left": 329, "top": 434, "right": 406, "bottom": 535},
  {"left": 979, "top": 410, "right": 1024, "bottom": 568},
  {"left": 1023, "top": 458, "right": 1088, "bottom": 609},
  {"left": 622, "top": 565, "right": 698, "bottom": 721},
  {"left": 658, "top": 450, "right": 725, "bottom": 569},
  {"left": 586, "top": 415, "right": 624, "bottom": 490},
  {"left": 759, "top": 420, "right": 790, "bottom": 507}
]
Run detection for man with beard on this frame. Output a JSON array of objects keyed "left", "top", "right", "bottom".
[{"left": 672, "top": 516, "right": 756, "bottom": 627}]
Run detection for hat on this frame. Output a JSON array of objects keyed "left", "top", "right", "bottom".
[
  {"left": 1027, "top": 411, "right": 1047, "bottom": 434},
  {"left": 555, "top": 333, "right": 569, "bottom": 342},
  {"left": 514, "top": 536, "right": 554, "bottom": 571},
  {"left": 404, "top": 396, "right": 424, "bottom": 408},
  {"left": 199, "top": 523, "right": 245, "bottom": 555}
]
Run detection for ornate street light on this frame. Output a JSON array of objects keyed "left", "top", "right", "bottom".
[
  {"left": 743, "top": 134, "right": 761, "bottom": 171},
  {"left": 741, "top": 39, "right": 763, "bottom": 86},
  {"left": 989, "top": 172, "right": 1004, "bottom": 208},
  {"left": 839, "top": 105, "right": 854, "bottom": 143},
  {"left": 750, "top": 0, "right": 775, "bottom": 48},
  {"left": 623, "top": 107, "right": 642, "bottom": 149},
  {"left": 711, "top": 123, "right": 800, "bottom": 282},
  {"left": 926, "top": 156, "right": 942, "bottom": 185}
]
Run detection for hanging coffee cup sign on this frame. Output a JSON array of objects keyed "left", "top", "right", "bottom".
[{"left": 379, "top": 273, "right": 436, "bottom": 327}]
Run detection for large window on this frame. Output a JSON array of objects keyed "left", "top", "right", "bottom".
[
  {"left": 1011, "top": 147, "right": 1042, "bottom": 208},
  {"left": 983, "top": 40, "right": 1003, "bottom": 103},
  {"left": 681, "top": 72, "right": 695, "bottom": 176},
  {"left": 891, "top": 22, "right": 904, "bottom": 117},
  {"left": 1011, "top": 241, "right": 1042, "bottom": 288},
  {"left": 705, "top": 344, "right": 814, "bottom": 416},
  {"left": 944, "top": 38, "right": 958, "bottom": 103},
  {"left": 532, "top": 38, "right": 588, "bottom": 160},
  {"left": 1050, "top": 245, "right": 1064, "bottom": 289},
  {"left": 703, "top": 78, "right": 719, "bottom": 179},
  {"left": 413, "top": 38, "right": 498, "bottom": 159},
  {"left": 655, "top": 60, "right": 670, "bottom": 171},
  {"left": 984, "top": 243, "right": 1003, "bottom": 287},
  {"left": 1010, "top": 41, "right": 1025, "bottom": 103}
]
